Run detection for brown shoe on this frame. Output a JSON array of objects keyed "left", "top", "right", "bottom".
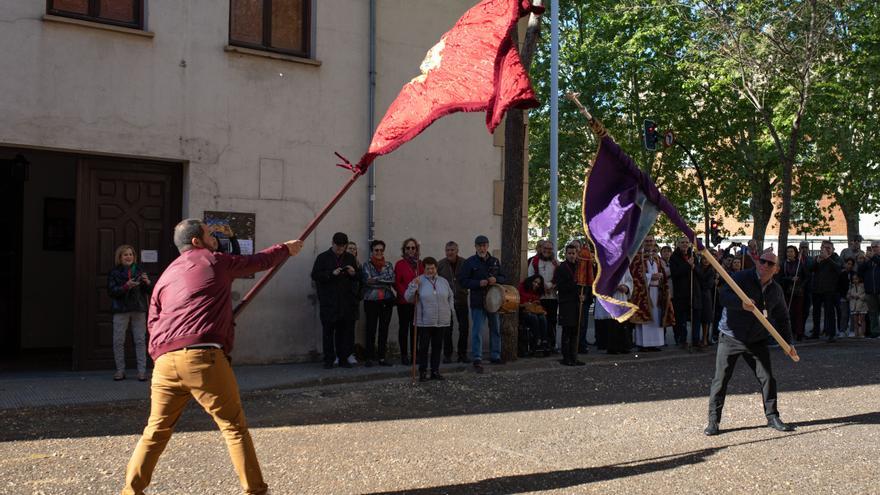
[
  {"left": 137, "top": 373, "right": 148, "bottom": 382},
  {"left": 113, "top": 371, "right": 125, "bottom": 381}
]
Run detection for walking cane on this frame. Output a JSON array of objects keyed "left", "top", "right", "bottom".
[
  {"left": 411, "top": 260, "right": 422, "bottom": 383},
  {"left": 786, "top": 255, "right": 802, "bottom": 312},
  {"left": 412, "top": 291, "right": 419, "bottom": 383},
  {"left": 688, "top": 240, "right": 695, "bottom": 353}
]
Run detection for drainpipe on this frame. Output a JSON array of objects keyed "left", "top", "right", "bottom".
[{"left": 367, "top": 0, "right": 377, "bottom": 242}]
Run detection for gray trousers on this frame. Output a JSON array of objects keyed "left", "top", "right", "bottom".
[{"left": 113, "top": 312, "right": 147, "bottom": 374}]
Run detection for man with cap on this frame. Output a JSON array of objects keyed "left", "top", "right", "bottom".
[
  {"left": 458, "top": 235, "right": 507, "bottom": 373},
  {"left": 705, "top": 249, "right": 798, "bottom": 436},
  {"left": 311, "top": 232, "right": 361, "bottom": 369}
]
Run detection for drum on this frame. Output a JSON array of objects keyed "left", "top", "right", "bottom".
[
  {"left": 484, "top": 284, "right": 520, "bottom": 313},
  {"left": 521, "top": 301, "right": 547, "bottom": 315}
]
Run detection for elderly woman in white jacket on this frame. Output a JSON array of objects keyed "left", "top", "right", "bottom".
[
  {"left": 594, "top": 270, "right": 634, "bottom": 354},
  {"left": 405, "top": 256, "right": 455, "bottom": 381}
]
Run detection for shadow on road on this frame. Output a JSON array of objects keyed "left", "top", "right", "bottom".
[
  {"left": 1, "top": 342, "right": 877, "bottom": 442},
  {"left": 362, "top": 424, "right": 857, "bottom": 495}
]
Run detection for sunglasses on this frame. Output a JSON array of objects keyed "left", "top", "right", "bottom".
[{"left": 758, "top": 258, "right": 776, "bottom": 267}]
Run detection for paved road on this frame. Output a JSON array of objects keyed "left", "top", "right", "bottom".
[{"left": 1, "top": 339, "right": 877, "bottom": 494}]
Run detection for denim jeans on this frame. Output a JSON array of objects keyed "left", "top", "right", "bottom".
[
  {"left": 112, "top": 312, "right": 147, "bottom": 374},
  {"left": 470, "top": 308, "right": 501, "bottom": 362}
]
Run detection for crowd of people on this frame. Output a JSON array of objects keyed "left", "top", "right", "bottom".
[
  {"left": 302, "top": 231, "right": 880, "bottom": 383},
  {"left": 107, "top": 229, "right": 879, "bottom": 385}
]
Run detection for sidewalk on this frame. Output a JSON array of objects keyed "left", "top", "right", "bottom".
[{"left": 0, "top": 337, "right": 841, "bottom": 410}]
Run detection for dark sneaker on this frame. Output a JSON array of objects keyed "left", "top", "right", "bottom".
[
  {"left": 473, "top": 361, "right": 484, "bottom": 373},
  {"left": 443, "top": 356, "right": 453, "bottom": 364},
  {"left": 457, "top": 355, "right": 471, "bottom": 364},
  {"left": 489, "top": 358, "right": 505, "bottom": 365},
  {"left": 378, "top": 359, "right": 392, "bottom": 367},
  {"left": 430, "top": 372, "right": 445, "bottom": 381}
]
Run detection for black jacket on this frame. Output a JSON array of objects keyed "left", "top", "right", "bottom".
[
  {"left": 811, "top": 253, "right": 841, "bottom": 294},
  {"left": 553, "top": 261, "right": 580, "bottom": 326},
  {"left": 719, "top": 269, "right": 793, "bottom": 344},
  {"left": 107, "top": 264, "right": 151, "bottom": 313},
  {"left": 858, "top": 255, "right": 880, "bottom": 295},
  {"left": 670, "top": 250, "right": 703, "bottom": 309},
  {"left": 311, "top": 248, "right": 360, "bottom": 322}
]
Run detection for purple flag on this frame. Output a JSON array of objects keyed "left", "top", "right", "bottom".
[{"left": 583, "top": 126, "right": 700, "bottom": 321}]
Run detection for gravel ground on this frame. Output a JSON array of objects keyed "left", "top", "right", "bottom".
[{"left": 1, "top": 339, "right": 877, "bottom": 494}]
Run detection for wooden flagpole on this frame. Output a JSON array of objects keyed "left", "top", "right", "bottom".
[
  {"left": 700, "top": 248, "right": 799, "bottom": 362},
  {"left": 234, "top": 160, "right": 364, "bottom": 318}
]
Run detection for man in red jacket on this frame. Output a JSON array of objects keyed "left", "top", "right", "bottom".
[{"left": 122, "top": 218, "right": 303, "bottom": 495}]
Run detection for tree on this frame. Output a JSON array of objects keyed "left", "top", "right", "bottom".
[
  {"left": 500, "top": 2, "right": 544, "bottom": 362},
  {"left": 699, "top": 0, "right": 837, "bottom": 254},
  {"left": 802, "top": 0, "right": 880, "bottom": 242}
]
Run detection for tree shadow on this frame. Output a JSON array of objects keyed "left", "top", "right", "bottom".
[
  {"left": 1, "top": 343, "right": 877, "bottom": 441},
  {"left": 362, "top": 425, "right": 852, "bottom": 495}
]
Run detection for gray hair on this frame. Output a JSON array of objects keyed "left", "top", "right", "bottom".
[
  {"left": 445, "top": 241, "right": 459, "bottom": 249},
  {"left": 174, "top": 218, "right": 204, "bottom": 253}
]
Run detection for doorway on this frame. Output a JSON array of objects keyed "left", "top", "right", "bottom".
[{"left": 0, "top": 148, "right": 182, "bottom": 371}]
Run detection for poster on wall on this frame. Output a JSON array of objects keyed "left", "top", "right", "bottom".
[{"left": 203, "top": 210, "right": 256, "bottom": 276}]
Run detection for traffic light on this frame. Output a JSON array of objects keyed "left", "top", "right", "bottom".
[
  {"left": 710, "top": 219, "right": 723, "bottom": 246},
  {"left": 644, "top": 120, "right": 660, "bottom": 151}
]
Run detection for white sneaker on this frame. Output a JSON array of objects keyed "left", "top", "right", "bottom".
[
  {"left": 347, "top": 355, "right": 358, "bottom": 365},
  {"left": 333, "top": 357, "right": 339, "bottom": 365},
  {"left": 848, "top": 331, "right": 855, "bottom": 337}
]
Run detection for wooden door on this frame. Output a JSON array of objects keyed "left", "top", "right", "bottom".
[
  {"left": 74, "top": 158, "right": 182, "bottom": 370},
  {"left": 0, "top": 156, "right": 27, "bottom": 358}
]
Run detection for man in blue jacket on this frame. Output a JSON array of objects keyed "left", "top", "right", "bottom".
[
  {"left": 458, "top": 235, "right": 507, "bottom": 373},
  {"left": 705, "top": 250, "right": 799, "bottom": 436}
]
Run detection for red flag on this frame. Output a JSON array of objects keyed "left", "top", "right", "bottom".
[{"left": 357, "top": 0, "right": 541, "bottom": 169}]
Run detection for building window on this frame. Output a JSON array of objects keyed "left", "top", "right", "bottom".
[
  {"left": 230, "top": 0, "right": 311, "bottom": 58},
  {"left": 47, "top": 0, "right": 144, "bottom": 30}
]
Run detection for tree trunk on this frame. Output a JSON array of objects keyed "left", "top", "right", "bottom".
[
  {"left": 500, "top": 5, "right": 542, "bottom": 362},
  {"left": 777, "top": 155, "right": 794, "bottom": 256},
  {"left": 749, "top": 173, "right": 773, "bottom": 249},
  {"left": 838, "top": 197, "right": 861, "bottom": 243}
]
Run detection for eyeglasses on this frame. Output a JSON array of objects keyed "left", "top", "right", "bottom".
[
  {"left": 405, "top": 245, "right": 417, "bottom": 250},
  {"left": 758, "top": 258, "right": 776, "bottom": 267}
]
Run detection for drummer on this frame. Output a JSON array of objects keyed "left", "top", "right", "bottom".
[
  {"left": 519, "top": 274, "right": 548, "bottom": 355},
  {"left": 458, "top": 235, "right": 508, "bottom": 373}
]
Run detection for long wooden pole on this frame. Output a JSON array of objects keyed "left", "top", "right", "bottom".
[
  {"left": 700, "top": 249, "right": 799, "bottom": 362},
  {"left": 233, "top": 166, "right": 364, "bottom": 318}
]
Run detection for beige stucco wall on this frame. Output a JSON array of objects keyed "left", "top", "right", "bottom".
[{"left": 0, "top": 0, "right": 523, "bottom": 363}]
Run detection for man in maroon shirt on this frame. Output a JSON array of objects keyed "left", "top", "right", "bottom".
[{"left": 122, "top": 218, "right": 303, "bottom": 495}]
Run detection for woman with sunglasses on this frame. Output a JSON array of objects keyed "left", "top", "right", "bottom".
[
  {"left": 361, "top": 240, "right": 396, "bottom": 366},
  {"left": 395, "top": 238, "right": 423, "bottom": 365}
]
